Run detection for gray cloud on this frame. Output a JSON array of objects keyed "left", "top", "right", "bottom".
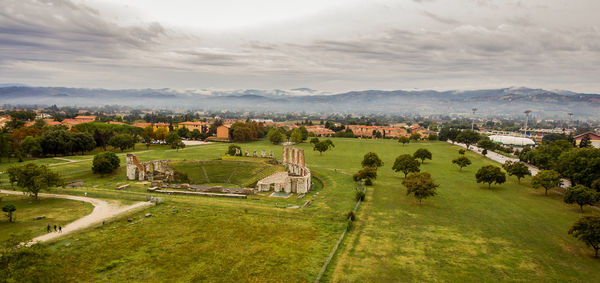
[{"left": 0, "top": 0, "right": 599, "bottom": 93}]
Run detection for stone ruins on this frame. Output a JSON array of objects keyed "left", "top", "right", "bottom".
[
  {"left": 256, "top": 146, "right": 312, "bottom": 194},
  {"left": 126, "top": 154, "right": 174, "bottom": 181}
]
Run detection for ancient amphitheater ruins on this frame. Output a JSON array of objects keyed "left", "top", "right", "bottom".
[
  {"left": 126, "top": 146, "right": 312, "bottom": 195},
  {"left": 256, "top": 146, "right": 312, "bottom": 194}
]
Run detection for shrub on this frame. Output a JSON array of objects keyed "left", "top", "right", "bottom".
[
  {"left": 92, "top": 152, "right": 120, "bottom": 174},
  {"left": 346, "top": 210, "right": 356, "bottom": 221},
  {"left": 355, "top": 190, "right": 366, "bottom": 201}
]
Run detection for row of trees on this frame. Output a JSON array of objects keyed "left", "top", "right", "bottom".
[{"left": 520, "top": 139, "right": 600, "bottom": 189}]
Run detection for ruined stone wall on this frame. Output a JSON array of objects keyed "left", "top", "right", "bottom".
[
  {"left": 256, "top": 146, "right": 311, "bottom": 194},
  {"left": 126, "top": 154, "right": 174, "bottom": 181}
]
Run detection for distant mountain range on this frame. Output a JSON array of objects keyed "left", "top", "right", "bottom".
[{"left": 1, "top": 86, "right": 598, "bottom": 118}]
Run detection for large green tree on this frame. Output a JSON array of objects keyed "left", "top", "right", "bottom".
[
  {"left": 92, "top": 151, "right": 120, "bottom": 175},
  {"left": 475, "top": 165, "right": 506, "bottom": 189},
  {"left": 413, "top": 148, "right": 432, "bottom": 164},
  {"left": 456, "top": 130, "right": 481, "bottom": 149},
  {"left": 108, "top": 133, "right": 135, "bottom": 152},
  {"left": 502, "top": 161, "right": 531, "bottom": 184},
  {"left": 398, "top": 136, "right": 410, "bottom": 146},
  {"left": 569, "top": 216, "right": 600, "bottom": 258},
  {"left": 361, "top": 152, "right": 384, "bottom": 168},
  {"left": 353, "top": 166, "right": 377, "bottom": 185},
  {"left": 452, "top": 156, "right": 471, "bottom": 171},
  {"left": 564, "top": 185, "right": 598, "bottom": 213},
  {"left": 392, "top": 154, "right": 421, "bottom": 178},
  {"left": 402, "top": 172, "right": 439, "bottom": 204},
  {"left": 6, "top": 163, "right": 62, "bottom": 199},
  {"left": 532, "top": 170, "right": 562, "bottom": 195}
]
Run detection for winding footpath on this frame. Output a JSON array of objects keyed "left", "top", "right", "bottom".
[{"left": 0, "top": 190, "right": 152, "bottom": 243}]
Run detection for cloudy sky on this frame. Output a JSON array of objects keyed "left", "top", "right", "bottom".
[{"left": 1, "top": 0, "right": 599, "bottom": 93}]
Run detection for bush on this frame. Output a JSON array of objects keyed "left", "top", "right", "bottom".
[
  {"left": 227, "top": 144, "right": 241, "bottom": 156},
  {"left": 92, "top": 152, "right": 120, "bottom": 174},
  {"left": 355, "top": 190, "right": 366, "bottom": 201},
  {"left": 346, "top": 210, "right": 356, "bottom": 221}
]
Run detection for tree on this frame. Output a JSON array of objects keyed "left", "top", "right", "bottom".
[
  {"left": 310, "top": 137, "right": 320, "bottom": 145},
  {"left": 361, "top": 152, "right": 384, "bottom": 168},
  {"left": 190, "top": 129, "right": 202, "bottom": 140},
  {"left": 6, "top": 163, "right": 62, "bottom": 199},
  {"left": 502, "top": 161, "right": 531, "bottom": 184},
  {"left": 70, "top": 132, "right": 96, "bottom": 155},
  {"left": 481, "top": 149, "right": 488, "bottom": 156},
  {"left": 154, "top": 127, "right": 168, "bottom": 141},
  {"left": 353, "top": 166, "right": 377, "bottom": 185},
  {"left": 555, "top": 148, "right": 600, "bottom": 187},
  {"left": 174, "top": 141, "right": 186, "bottom": 151},
  {"left": 456, "top": 130, "right": 481, "bottom": 149},
  {"left": 452, "top": 156, "right": 471, "bottom": 171},
  {"left": 427, "top": 133, "right": 438, "bottom": 141},
  {"left": 475, "top": 165, "right": 506, "bottom": 189},
  {"left": 2, "top": 204, "right": 16, "bottom": 222},
  {"left": 564, "top": 185, "right": 598, "bottom": 213},
  {"left": 144, "top": 125, "right": 155, "bottom": 141},
  {"left": 165, "top": 132, "right": 182, "bottom": 149},
  {"left": 402, "top": 172, "right": 439, "bottom": 204},
  {"left": 458, "top": 149, "right": 466, "bottom": 155},
  {"left": 107, "top": 133, "right": 134, "bottom": 152},
  {"left": 477, "top": 139, "right": 497, "bottom": 151},
  {"left": 290, "top": 128, "right": 304, "bottom": 143},
  {"left": 592, "top": 179, "right": 600, "bottom": 192},
  {"left": 398, "top": 136, "right": 410, "bottom": 146},
  {"left": 39, "top": 129, "right": 72, "bottom": 156},
  {"left": 568, "top": 216, "right": 600, "bottom": 258},
  {"left": 267, "top": 128, "right": 286, "bottom": 144},
  {"left": 392, "top": 154, "right": 421, "bottom": 178},
  {"left": 92, "top": 152, "right": 120, "bottom": 175},
  {"left": 410, "top": 133, "right": 421, "bottom": 142},
  {"left": 413, "top": 148, "right": 432, "bottom": 164},
  {"left": 20, "top": 136, "right": 42, "bottom": 157},
  {"left": 314, "top": 140, "right": 334, "bottom": 155},
  {"left": 531, "top": 170, "right": 562, "bottom": 195},
  {"left": 177, "top": 126, "right": 190, "bottom": 139},
  {"left": 580, "top": 135, "right": 592, "bottom": 148},
  {"left": 0, "top": 133, "right": 13, "bottom": 163},
  {"left": 227, "top": 144, "right": 241, "bottom": 156}
]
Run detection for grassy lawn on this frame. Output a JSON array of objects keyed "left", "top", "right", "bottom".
[
  {"left": 328, "top": 140, "right": 600, "bottom": 282},
  {"left": 2, "top": 138, "right": 598, "bottom": 282},
  {"left": 0, "top": 139, "right": 355, "bottom": 282},
  {"left": 0, "top": 193, "right": 93, "bottom": 242}
]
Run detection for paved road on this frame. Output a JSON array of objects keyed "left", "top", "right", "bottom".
[
  {"left": 449, "top": 141, "right": 571, "bottom": 187},
  {"left": 0, "top": 190, "right": 152, "bottom": 243}
]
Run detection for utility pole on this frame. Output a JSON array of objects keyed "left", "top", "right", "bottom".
[
  {"left": 471, "top": 108, "right": 478, "bottom": 131},
  {"left": 523, "top": 110, "right": 531, "bottom": 137}
]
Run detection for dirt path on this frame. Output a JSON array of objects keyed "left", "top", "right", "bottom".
[{"left": 0, "top": 190, "right": 152, "bottom": 243}]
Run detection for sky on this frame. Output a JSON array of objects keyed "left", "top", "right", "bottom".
[{"left": 1, "top": 0, "right": 599, "bottom": 93}]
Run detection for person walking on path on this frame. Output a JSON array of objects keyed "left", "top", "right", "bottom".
[
  {"left": 58, "top": 226, "right": 62, "bottom": 233},
  {"left": 47, "top": 224, "right": 51, "bottom": 233},
  {"left": 53, "top": 225, "right": 57, "bottom": 232}
]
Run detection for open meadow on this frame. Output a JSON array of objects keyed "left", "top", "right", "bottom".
[{"left": 1, "top": 139, "right": 599, "bottom": 282}]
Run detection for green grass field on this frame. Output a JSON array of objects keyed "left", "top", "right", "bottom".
[
  {"left": 327, "top": 140, "right": 600, "bottom": 282},
  {"left": 1, "top": 139, "right": 599, "bottom": 282},
  {"left": 169, "top": 158, "right": 285, "bottom": 187},
  {"left": 0, "top": 194, "right": 93, "bottom": 242}
]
